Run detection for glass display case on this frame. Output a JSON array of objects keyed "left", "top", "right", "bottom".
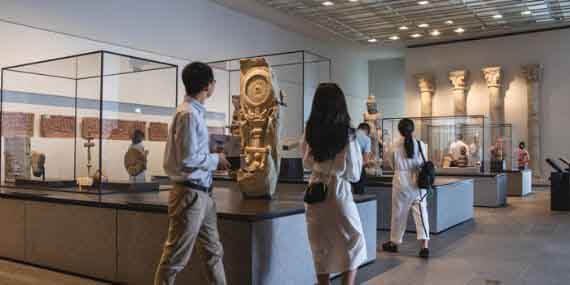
[
  {"left": 381, "top": 115, "right": 513, "bottom": 173},
  {"left": 0, "top": 51, "right": 178, "bottom": 193},
  {"left": 207, "top": 50, "right": 331, "bottom": 159}
]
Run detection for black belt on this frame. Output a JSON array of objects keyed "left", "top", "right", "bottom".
[{"left": 175, "top": 181, "right": 212, "bottom": 193}]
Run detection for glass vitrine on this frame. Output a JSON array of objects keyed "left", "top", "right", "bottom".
[
  {"left": 381, "top": 116, "right": 489, "bottom": 173},
  {"left": 0, "top": 51, "right": 178, "bottom": 193},
  {"left": 207, "top": 50, "right": 331, "bottom": 159}
]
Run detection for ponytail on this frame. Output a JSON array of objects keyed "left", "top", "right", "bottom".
[{"left": 398, "top": 118, "right": 415, "bottom": 159}]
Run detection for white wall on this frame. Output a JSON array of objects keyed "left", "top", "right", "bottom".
[
  {"left": 369, "top": 58, "right": 406, "bottom": 119},
  {"left": 0, "top": 0, "right": 379, "bottom": 180},
  {"left": 404, "top": 28, "right": 570, "bottom": 173}
]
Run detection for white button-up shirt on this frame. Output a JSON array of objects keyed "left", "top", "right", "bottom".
[{"left": 163, "top": 96, "right": 219, "bottom": 188}]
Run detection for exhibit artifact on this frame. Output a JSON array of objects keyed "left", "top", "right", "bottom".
[
  {"left": 4, "top": 137, "right": 31, "bottom": 182},
  {"left": 124, "top": 147, "right": 147, "bottom": 181},
  {"left": 236, "top": 58, "right": 282, "bottom": 199},
  {"left": 31, "top": 151, "right": 46, "bottom": 179},
  {"left": 482, "top": 66, "right": 504, "bottom": 123},
  {"left": 364, "top": 95, "right": 381, "bottom": 166},
  {"left": 84, "top": 137, "right": 96, "bottom": 177},
  {"left": 230, "top": 95, "right": 241, "bottom": 136}
]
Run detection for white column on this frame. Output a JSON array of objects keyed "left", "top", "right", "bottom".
[
  {"left": 522, "top": 64, "right": 543, "bottom": 180},
  {"left": 482, "top": 67, "right": 504, "bottom": 123},
  {"left": 449, "top": 70, "right": 469, "bottom": 116},
  {"left": 415, "top": 73, "right": 435, "bottom": 117}
]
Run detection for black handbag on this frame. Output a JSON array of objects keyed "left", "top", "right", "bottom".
[
  {"left": 417, "top": 140, "right": 436, "bottom": 189},
  {"left": 304, "top": 163, "right": 333, "bottom": 204}
]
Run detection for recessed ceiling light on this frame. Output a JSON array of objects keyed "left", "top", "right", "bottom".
[
  {"left": 521, "top": 10, "right": 532, "bottom": 16},
  {"left": 418, "top": 23, "right": 429, "bottom": 28},
  {"left": 322, "top": 1, "right": 334, "bottom": 6},
  {"left": 349, "top": 0, "right": 358, "bottom": 2},
  {"left": 389, "top": 35, "right": 400, "bottom": 40},
  {"left": 418, "top": 1, "right": 429, "bottom": 5},
  {"left": 454, "top": 27, "right": 465, "bottom": 33},
  {"left": 410, "top": 33, "right": 423, "bottom": 38},
  {"left": 493, "top": 14, "right": 503, "bottom": 19},
  {"left": 430, "top": 30, "right": 441, "bottom": 36},
  {"left": 399, "top": 26, "right": 409, "bottom": 30},
  {"left": 445, "top": 20, "right": 454, "bottom": 25},
  {"left": 135, "top": 108, "right": 142, "bottom": 113},
  {"left": 368, "top": 38, "right": 377, "bottom": 43}
]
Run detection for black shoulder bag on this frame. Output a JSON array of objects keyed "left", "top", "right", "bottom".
[
  {"left": 417, "top": 140, "right": 436, "bottom": 190},
  {"left": 304, "top": 163, "right": 333, "bottom": 204}
]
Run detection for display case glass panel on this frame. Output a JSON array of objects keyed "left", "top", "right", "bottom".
[
  {"left": 207, "top": 51, "right": 331, "bottom": 159},
  {"left": 1, "top": 51, "right": 178, "bottom": 193},
  {"left": 381, "top": 116, "right": 489, "bottom": 173}
]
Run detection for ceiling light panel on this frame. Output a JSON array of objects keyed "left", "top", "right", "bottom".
[{"left": 263, "top": 0, "right": 570, "bottom": 45}]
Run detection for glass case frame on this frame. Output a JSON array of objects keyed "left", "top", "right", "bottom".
[
  {"left": 0, "top": 50, "right": 179, "bottom": 194},
  {"left": 206, "top": 50, "right": 332, "bottom": 159}
]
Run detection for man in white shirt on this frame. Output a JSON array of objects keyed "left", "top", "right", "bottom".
[
  {"left": 155, "top": 62, "right": 231, "bottom": 285},
  {"left": 449, "top": 134, "right": 469, "bottom": 163}
]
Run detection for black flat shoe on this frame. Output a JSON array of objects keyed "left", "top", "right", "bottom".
[
  {"left": 382, "top": 241, "right": 398, "bottom": 253},
  {"left": 419, "top": 248, "right": 430, "bottom": 258}
]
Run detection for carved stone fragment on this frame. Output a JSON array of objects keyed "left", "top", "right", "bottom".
[
  {"left": 40, "top": 115, "right": 75, "bottom": 138},
  {"left": 237, "top": 58, "right": 282, "bottom": 199},
  {"left": 148, "top": 122, "right": 168, "bottom": 141},
  {"left": 2, "top": 112, "right": 34, "bottom": 137},
  {"left": 81, "top": 118, "right": 145, "bottom": 140}
]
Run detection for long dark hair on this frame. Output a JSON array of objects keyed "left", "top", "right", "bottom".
[
  {"left": 398, "top": 118, "right": 415, "bottom": 159},
  {"left": 305, "top": 83, "right": 352, "bottom": 162}
]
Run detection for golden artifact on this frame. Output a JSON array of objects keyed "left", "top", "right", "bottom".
[
  {"left": 124, "top": 148, "right": 147, "bottom": 177},
  {"left": 237, "top": 58, "right": 282, "bottom": 199}
]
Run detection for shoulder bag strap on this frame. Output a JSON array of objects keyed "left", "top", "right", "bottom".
[{"left": 417, "top": 140, "right": 426, "bottom": 163}]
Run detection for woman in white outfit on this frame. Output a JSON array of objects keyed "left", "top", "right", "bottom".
[
  {"left": 302, "top": 83, "right": 367, "bottom": 285},
  {"left": 382, "top": 118, "right": 430, "bottom": 258}
]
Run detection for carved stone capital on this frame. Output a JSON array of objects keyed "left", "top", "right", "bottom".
[
  {"left": 482, "top": 66, "right": 502, "bottom": 88},
  {"left": 521, "top": 64, "right": 542, "bottom": 82},
  {"left": 415, "top": 73, "right": 435, "bottom": 93},
  {"left": 449, "top": 70, "right": 469, "bottom": 90}
]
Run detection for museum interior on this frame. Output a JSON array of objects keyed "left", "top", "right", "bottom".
[{"left": 0, "top": 0, "right": 570, "bottom": 284}]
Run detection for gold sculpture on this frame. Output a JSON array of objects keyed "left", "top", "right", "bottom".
[{"left": 237, "top": 58, "right": 282, "bottom": 199}]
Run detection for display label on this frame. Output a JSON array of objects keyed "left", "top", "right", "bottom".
[
  {"left": 40, "top": 115, "right": 76, "bottom": 138},
  {"left": 148, "top": 122, "right": 168, "bottom": 141},
  {"left": 2, "top": 112, "right": 34, "bottom": 137},
  {"left": 81, "top": 118, "right": 146, "bottom": 140}
]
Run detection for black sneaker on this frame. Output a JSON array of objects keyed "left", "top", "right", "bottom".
[
  {"left": 382, "top": 241, "right": 398, "bottom": 253},
  {"left": 419, "top": 248, "right": 430, "bottom": 258}
]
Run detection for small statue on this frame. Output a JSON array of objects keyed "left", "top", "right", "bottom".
[
  {"left": 124, "top": 129, "right": 147, "bottom": 182},
  {"left": 230, "top": 95, "right": 241, "bottom": 136},
  {"left": 237, "top": 58, "right": 282, "bottom": 199},
  {"left": 363, "top": 95, "right": 381, "bottom": 170},
  {"left": 31, "top": 151, "right": 46, "bottom": 180}
]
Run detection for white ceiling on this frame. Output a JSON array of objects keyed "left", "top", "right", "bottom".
[{"left": 257, "top": 0, "right": 570, "bottom": 46}]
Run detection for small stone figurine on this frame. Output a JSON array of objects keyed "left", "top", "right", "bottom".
[{"left": 237, "top": 58, "right": 282, "bottom": 199}]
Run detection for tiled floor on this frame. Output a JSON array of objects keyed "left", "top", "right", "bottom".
[
  {"left": 1, "top": 189, "right": 568, "bottom": 285},
  {"left": 352, "top": 189, "right": 570, "bottom": 285}
]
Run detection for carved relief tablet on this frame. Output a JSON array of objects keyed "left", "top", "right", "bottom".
[
  {"left": 81, "top": 118, "right": 146, "bottom": 140},
  {"left": 2, "top": 112, "right": 34, "bottom": 137},
  {"left": 148, "top": 122, "right": 168, "bottom": 141},
  {"left": 40, "top": 115, "right": 75, "bottom": 138}
]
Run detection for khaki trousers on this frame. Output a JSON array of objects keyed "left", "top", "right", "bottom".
[{"left": 154, "top": 185, "right": 227, "bottom": 285}]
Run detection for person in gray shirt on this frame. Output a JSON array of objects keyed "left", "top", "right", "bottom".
[{"left": 155, "top": 62, "right": 231, "bottom": 285}]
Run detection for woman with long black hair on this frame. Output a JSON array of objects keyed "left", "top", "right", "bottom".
[
  {"left": 382, "top": 118, "right": 430, "bottom": 258},
  {"left": 301, "top": 83, "right": 367, "bottom": 285}
]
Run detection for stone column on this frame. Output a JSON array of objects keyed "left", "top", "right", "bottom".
[
  {"left": 415, "top": 73, "right": 435, "bottom": 117},
  {"left": 482, "top": 67, "right": 504, "bottom": 123},
  {"left": 449, "top": 70, "right": 469, "bottom": 116},
  {"left": 522, "top": 64, "right": 543, "bottom": 180}
]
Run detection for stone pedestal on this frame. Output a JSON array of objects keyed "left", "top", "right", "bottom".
[
  {"left": 449, "top": 70, "right": 469, "bottom": 116},
  {"left": 522, "top": 64, "right": 544, "bottom": 182}
]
